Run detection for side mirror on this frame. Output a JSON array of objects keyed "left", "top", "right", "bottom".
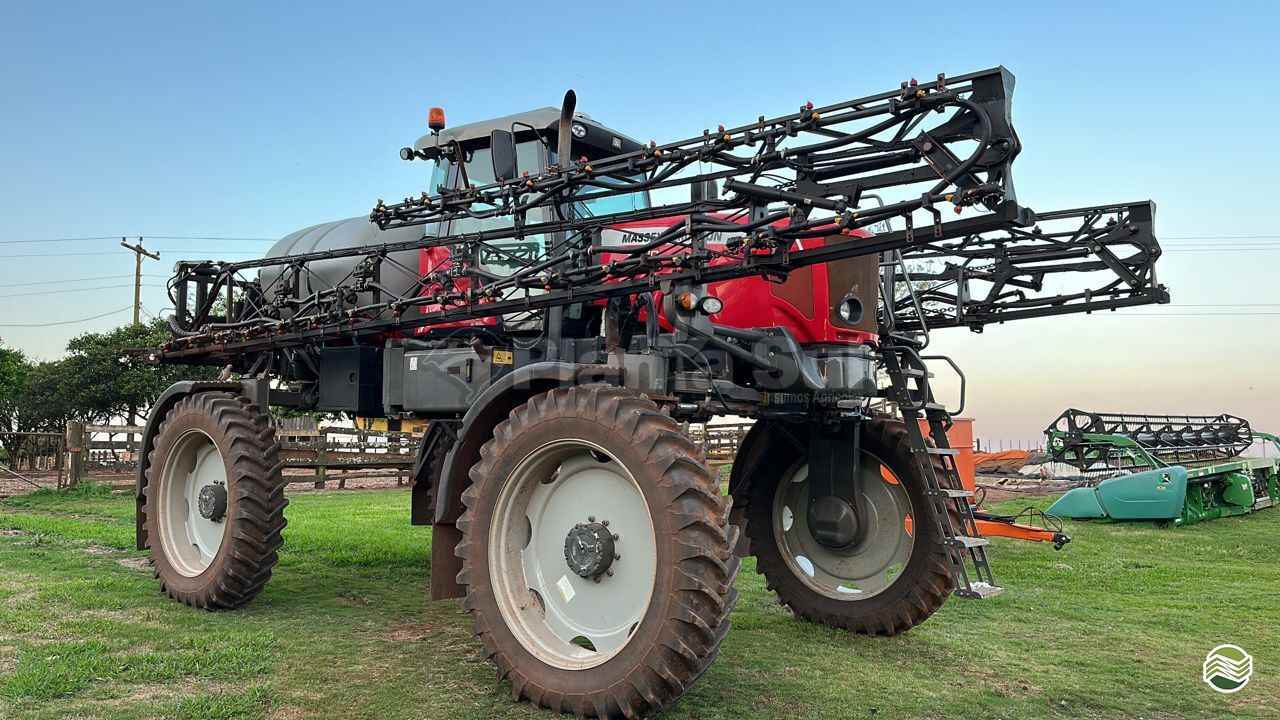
[{"left": 490, "top": 130, "right": 518, "bottom": 182}]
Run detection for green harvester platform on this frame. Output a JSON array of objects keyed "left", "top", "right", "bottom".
[{"left": 1044, "top": 410, "right": 1280, "bottom": 526}]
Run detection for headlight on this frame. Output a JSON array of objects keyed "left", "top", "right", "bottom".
[
  {"left": 837, "top": 296, "right": 863, "bottom": 324},
  {"left": 698, "top": 296, "right": 724, "bottom": 315}
]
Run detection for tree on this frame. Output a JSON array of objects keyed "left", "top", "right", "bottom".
[
  {"left": 14, "top": 359, "right": 84, "bottom": 432},
  {"left": 4, "top": 321, "right": 215, "bottom": 436},
  {"left": 0, "top": 338, "right": 29, "bottom": 433},
  {"left": 59, "top": 319, "right": 218, "bottom": 427},
  {"left": 0, "top": 323, "right": 217, "bottom": 469},
  {"left": 0, "top": 339, "right": 34, "bottom": 464}
]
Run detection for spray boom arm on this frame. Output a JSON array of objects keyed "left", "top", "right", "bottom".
[{"left": 153, "top": 67, "right": 1167, "bottom": 365}]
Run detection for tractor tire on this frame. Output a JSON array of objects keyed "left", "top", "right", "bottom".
[
  {"left": 741, "top": 418, "right": 955, "bottom": 636},
  {"left": 143, "top": 391, "right": 287, "bottom": 610},
  {"left": 458, "top": 385, "right": 739, "bottom": 719}
]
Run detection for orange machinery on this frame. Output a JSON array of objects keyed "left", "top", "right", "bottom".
[{"left": 919, "top": 418, "right": 1067, "bottom": 547}]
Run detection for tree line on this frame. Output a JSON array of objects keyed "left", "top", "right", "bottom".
[{"left": 0, "top": 320, "right": 215, "bottom": 436}]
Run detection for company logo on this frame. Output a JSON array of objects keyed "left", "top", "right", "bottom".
[
  {"left": 1203, "top": 644, "right": 1253, "bottom": 694},
  {"left": 571, "top": 123, "right": 587, "bottom": 138}
]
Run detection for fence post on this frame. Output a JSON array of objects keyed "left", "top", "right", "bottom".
[
  {"left": 56, "top": 434, "right": 65, "bottom": 488},
  {"left": 65, "top": 421, "right": 85, "bottom": 488},
  {"left": 314, "top": 448, "right": 327, "bottom": 490}
]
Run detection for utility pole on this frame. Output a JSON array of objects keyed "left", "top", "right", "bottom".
[{"left": 119, "top": 237, "right": 159, "bottom": 326}]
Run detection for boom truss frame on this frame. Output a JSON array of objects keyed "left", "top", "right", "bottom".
[{"left": 151, "top": 67, "right": 1167, "bottom": 367}]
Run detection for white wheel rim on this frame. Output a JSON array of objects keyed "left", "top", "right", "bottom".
[
  {"left": 488, "top": 438, "right": 657, "bottom": 670},
  {"left": 157, "top": 429, "right": 228, "bottom": 577},
  {"left": 772, "top": 452, "right": 915, "bottom": 600}
]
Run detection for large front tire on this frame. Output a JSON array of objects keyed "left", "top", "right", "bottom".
[
  {"left": 740, "top": 418, "right": 955, "bottom": 636},
  {"left": 458, "top": 385, "right": 738, "bottom": 718},
  {"left": 143, "top": 392, "right": 287, "bottom": 610}
]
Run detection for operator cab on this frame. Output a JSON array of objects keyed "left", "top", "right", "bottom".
[
  {"left": 408, "top": 106, "right": 651, "bottom": 220},
  {"left": 401, "top": 107, "right": 651, "bottom": 335}
]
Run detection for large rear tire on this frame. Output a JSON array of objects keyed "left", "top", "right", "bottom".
[
  {"left": 741, "top": 418, "right": 955, "bottom": 636},
  {"left": 458, "top": 385, "right": 738, "bottom": 718},
  {"left": 143, "top": 391, "right": 287, "bottom": 610}
]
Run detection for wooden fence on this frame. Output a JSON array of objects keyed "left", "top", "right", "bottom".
[
  {"left": 11, "top": 417, "right": 754, "bottom": 492},
  {"left": 0, "top": 431, "right": 67, "bottom": 491},
  {"left": 275, "top": 421, "right": 417, "bottom": 489},
  {"left": 48, "top": 418, "right": 419, "bottom": 489},
  {"left": 686, "top": 422, "right": 753, "bottom": 466}
]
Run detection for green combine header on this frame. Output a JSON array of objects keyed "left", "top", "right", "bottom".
[{"left": 1045, "top": 410, "right": 1280, "bottom": 525}]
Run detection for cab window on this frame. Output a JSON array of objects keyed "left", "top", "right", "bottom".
[{"left": 449, "top": 141, "right": 547, "bottom": 276}]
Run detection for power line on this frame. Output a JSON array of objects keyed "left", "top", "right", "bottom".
[
  {"left": 0, "top": 306, "right": 133, "bottom": 328},
  {"left": 1162, "top": 248, "right": 1280, "bottom": 253},
  {"left": 0, "top": 274, "right": 145, "bottom": 288},
  {"left": 0, "top": 234, "right": 275, "bottom": 245},
  {"left": 1104, "top": 312, "right": 1280, "bottom": 317},
  {"left": 0, "top": 235, "right": 117, "bottom": 245},
  {"left": 1167, "top": 241, "right": 1280, "bottom": 244},
  {"left": 152, "top": 249, "right": 261, "bottom": 254},
  {"left": 0, "top": 232, "right": 1274, "bottom": 246},
  {"left": 0, "top": 283, "right": 166, "bottom": 300},
  {"left": 1163, "top": 240, "right": 1280, "bottom": 245},
  {"left": 0, "top": 250, "right": 261, "bottom": 258},
  {"left": 1164, "top": 234, "right": 1280, "bottom": 240},
  {"left": 143, "top": 235, "right": 275, "bottom": 242}
]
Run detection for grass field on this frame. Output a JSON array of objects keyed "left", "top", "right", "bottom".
[{"left": 1, "top": 484, "right": 1277, "bottom": 720}]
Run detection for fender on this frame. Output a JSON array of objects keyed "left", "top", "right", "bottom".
[
  {"left": 133, "top": 379, "right": 266, "bottom": 550},
  {"left": 428, "top": 361, "right": 620, "bottom": 600},
  {"left": 409, "top": 419, "right": 459, "bottom": 526},
  {"left": 726, "top": 419, "right": 791, "bottom": 557},
  {"left": 434, "top": 362, "right": 626, "bottom": 524}
]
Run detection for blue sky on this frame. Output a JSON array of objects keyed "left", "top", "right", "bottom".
[{"left": 1, "top": 1, "right": 1278, "bottom": 438}]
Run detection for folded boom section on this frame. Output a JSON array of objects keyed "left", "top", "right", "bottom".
[{"left": 151, "top": 67, "right": 1166, "bottom": 367}]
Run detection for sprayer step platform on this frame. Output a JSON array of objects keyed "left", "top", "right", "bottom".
[{"left": 957, "top": 581, "right": 1004, "bottom": 599}]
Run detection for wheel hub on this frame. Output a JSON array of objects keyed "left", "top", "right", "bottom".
[
  {"left": 157, "top": 429, "right": 229, "bottom": 577},
  {"left": 807, "top": 496, "right": 858, "bottom": 549},
  {"left": 489, "top": 440, "right": 657, "bottom": 670},
  {"left": 564, "top": 520, "right": 617, "bottom": 580},
  {"left": 197, "top": 483, "right": 227, "bottom": 522},
  {"left": 773, "top": 458, "right": 914, "bottom": 600}
]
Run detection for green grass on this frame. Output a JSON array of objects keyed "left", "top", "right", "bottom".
[{"left": 1, "top": 484, "right": 1277, "bottom": 719}]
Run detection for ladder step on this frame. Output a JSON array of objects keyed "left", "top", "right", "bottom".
[
  {"left": 948, "top": 535, "right": 989, "bottom": 549},
  {"left": 923, "top": 447, "right": 959, "bottom": 456},
  {"left": 898, "top": 368, "right": 927, "bottom": 378},
  {"left": 923, "top": 402, "right": 948, "bottom": 413},
  {"left": 956, "top": 581, "right": 1004, "bottom": 600},
  {"left": 933, "top": 488, "right": 973, "bottom": 498}
]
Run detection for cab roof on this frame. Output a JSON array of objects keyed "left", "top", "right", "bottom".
[{"left": 412, "top": 107, "right": 644, "bottom": 155}]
